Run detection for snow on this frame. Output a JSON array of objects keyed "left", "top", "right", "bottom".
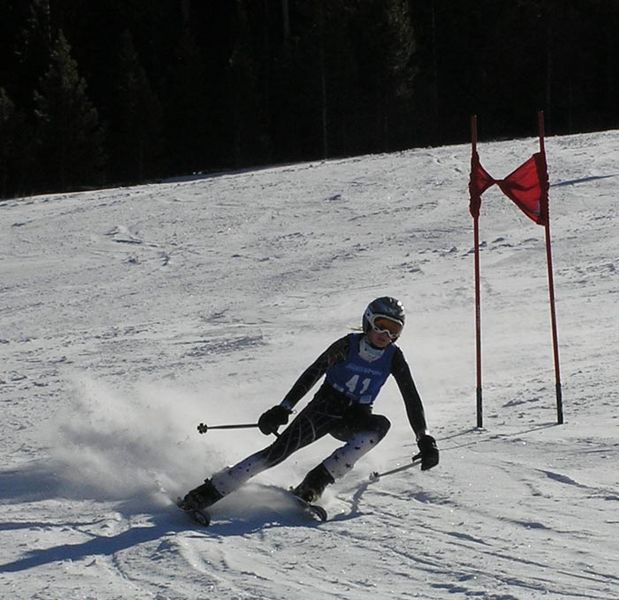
[{"left": 1, "top": 130, "right": 618, "bottom": 599}]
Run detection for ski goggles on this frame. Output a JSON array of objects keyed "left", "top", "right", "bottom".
[{"left": 370, "top": 316, "right": 403, "bottom": 340}]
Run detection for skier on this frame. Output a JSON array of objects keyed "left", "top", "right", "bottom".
[{"left": 179, "top": 296, "right": 439, "bottom": 512}]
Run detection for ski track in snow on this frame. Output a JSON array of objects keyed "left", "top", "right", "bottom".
[{"left": 1, "top": 131, "right": 618, "bottom": 599}]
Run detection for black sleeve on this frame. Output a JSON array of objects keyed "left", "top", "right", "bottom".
[
  {"left": 280, "top": 335, "right": 351, "bottom": 410},
  {"left": 391, "top": 346, "right": 428, "bottom": 437}
]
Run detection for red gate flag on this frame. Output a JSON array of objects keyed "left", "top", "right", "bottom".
[
  {"left": 469, "top": 149, "right": 495, "bottom": 219},
  {"left": 469, "top": 151, "right": 549, "bottom": 225}
]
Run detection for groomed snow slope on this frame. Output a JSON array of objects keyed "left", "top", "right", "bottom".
[{"left": 1, "top": 131, "right": 618, "bottom": 599}]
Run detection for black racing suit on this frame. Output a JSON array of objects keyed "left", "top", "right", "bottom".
[{"left": 210, "top": 334, "right": 429, "bottom": 494}]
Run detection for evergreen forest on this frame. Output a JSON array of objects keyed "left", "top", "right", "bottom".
[{"left": 1, "top": 0, "right": 618, "bottom": 198}]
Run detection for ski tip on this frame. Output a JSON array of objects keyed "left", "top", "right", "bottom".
[
  {"left": 288, "top": 490, "right": 328, "bottom": 522},
  {"left": 313, "top": 505, "right": 328, "bottom": 522},
  {"left": 191, "top": 510, "right": 211, "bottom": 527},
  {"left": 176, "top": 496, "right": 212, "bottom": 527}
]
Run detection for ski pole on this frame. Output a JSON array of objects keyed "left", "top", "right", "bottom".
[
  {"left": 196, "top": 422, "right": 280, "bottom": 437},
  {"left": 368, "top": 453, "right": 422, "bottom": 482},
  {"left": 197, "top": 422, "right": 259, "bottom": 434}
]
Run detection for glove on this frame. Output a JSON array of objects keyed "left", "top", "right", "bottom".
[
  {"left": 416, "top": 434, "right": 439, "bottom": 471},
  {"left": 258, "top": 405, "right": 291, "bottom": 435}
]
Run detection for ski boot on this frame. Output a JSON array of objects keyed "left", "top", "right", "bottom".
[
  {"left": 178, "top": 479, "right": 223, "bottom": 512},
  {"left": 292, "top": 464, "right": 334, "bottom": 504}
]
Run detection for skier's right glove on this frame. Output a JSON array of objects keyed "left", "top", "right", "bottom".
[
  {"left": 416, "top": 434, "right": 439, "bottom": 471},
  {"left": 258, "top": 405, "right": 291, "bottom": 435}
]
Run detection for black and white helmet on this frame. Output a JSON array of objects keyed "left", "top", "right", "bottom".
[{"left": 362, "top": 296, "right": 405, "bottom": 336}]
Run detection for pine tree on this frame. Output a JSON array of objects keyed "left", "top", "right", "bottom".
[
  {"left": 0, "top": 88, "right": 20, "bottom": 196},
  {"left": 352, "top": 0, "right": 416, "bottom": 151},
  {"left": 33, "top": 30, "right": 106, "bottom": 191},
  {"left": 9, "top": 0, "right": 52, "bottom": 116},
  {"left": 227, "top": 0, "right": 266, "bottom": 166},
  {"left": 163, "top": 26, "right": 211, "bottom": 174},
  {"left": 268, "top": 0, "right": 352, "bottom": 160},
  {"left": 109, "top": 30, "right": 162, "bottom": 183},
  {"left": 0, "top": 87, "right": 33, "bottom": 198}
]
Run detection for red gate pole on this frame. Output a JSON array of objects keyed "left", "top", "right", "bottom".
[
  {"left": 471, "top": 115, "right": 483, "bottom": 428},
  {"left": 538, "top": 111, "right": 564, "bottom": 424}
]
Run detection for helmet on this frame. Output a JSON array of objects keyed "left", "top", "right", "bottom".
[{"left": 362, "top": 296, "right": 405, "bottom": 335}]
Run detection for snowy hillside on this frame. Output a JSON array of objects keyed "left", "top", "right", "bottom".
[{"left": 1, "top": 130, "right": 618, "bottom": 599}]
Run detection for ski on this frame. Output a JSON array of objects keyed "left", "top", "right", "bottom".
[{"left": 176, "top": 488, "right": 327, "bottom": 526}]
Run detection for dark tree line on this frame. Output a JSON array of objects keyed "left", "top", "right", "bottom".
[{"left": 1, "top": 0, "right": 618, "bottom": 198}]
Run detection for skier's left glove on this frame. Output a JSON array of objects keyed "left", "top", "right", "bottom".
[
  {"left": 416, "top": 434, "right": 439, "bottom": 471},
  {"left": 258, "top": 405, "right": 291, "bottom": 435}
]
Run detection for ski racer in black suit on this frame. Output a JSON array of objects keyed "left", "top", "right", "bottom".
[{"left": 179, "top": 296, "right": 439, "bottom": 510}]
